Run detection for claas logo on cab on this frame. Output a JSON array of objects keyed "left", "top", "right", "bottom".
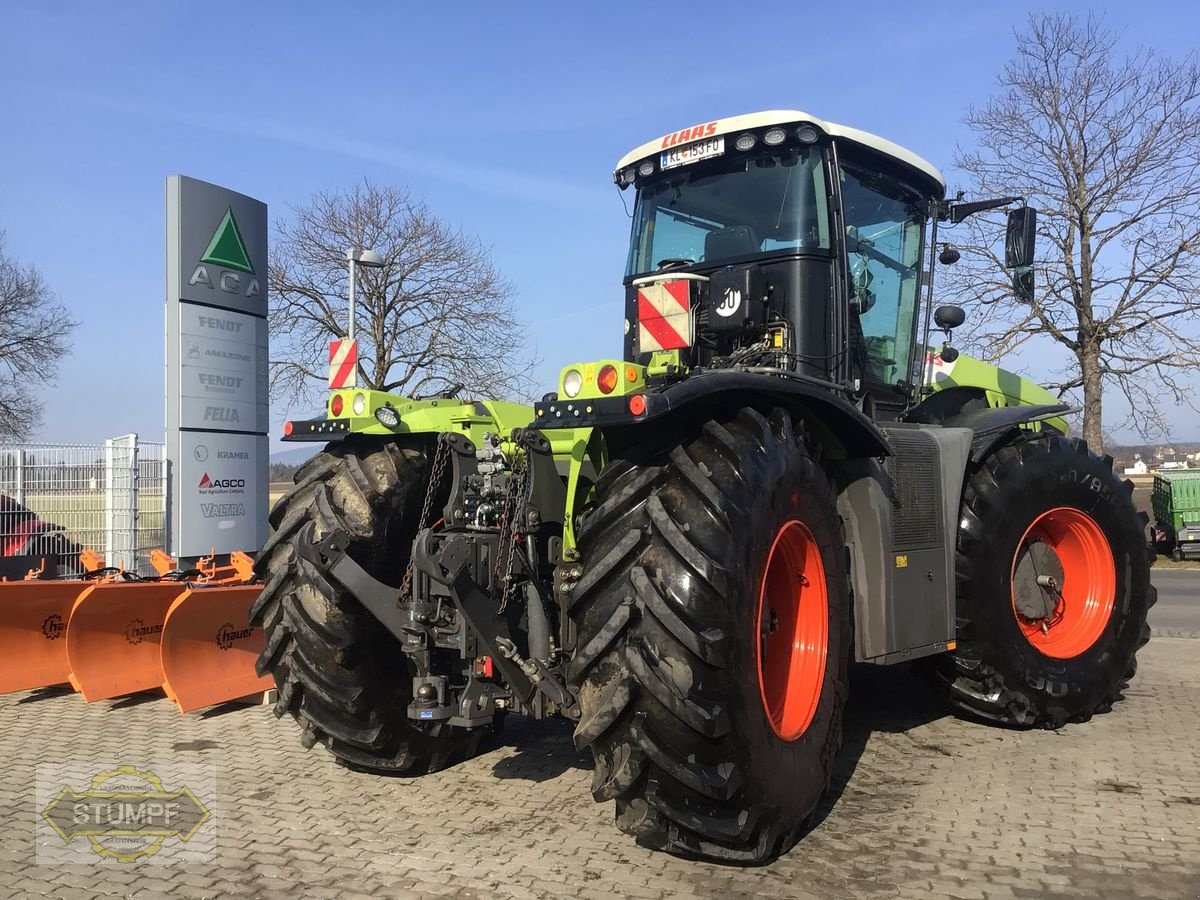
[{"left": 660, "top": 121, "right": 718, "bottom": 149}]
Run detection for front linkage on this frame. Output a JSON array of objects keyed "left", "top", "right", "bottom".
[{"left": 296, "top": 426, "right": 580, "bottom": 729}]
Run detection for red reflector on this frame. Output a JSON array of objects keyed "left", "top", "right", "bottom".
[
  {"left": 330, "top": 394, "right": 344, "bottom": 417},
  {"left": 474, "top": 657, "right": 494, "bottom": 678},
  {"left": 597, "top": 364, "right": 618, "bottom": 394},
  {"left": 283, "top": 421, "right": 294, "bottom": 437},
  {"left": 629, "top": 395, "right": 646, "bottom": 416}
]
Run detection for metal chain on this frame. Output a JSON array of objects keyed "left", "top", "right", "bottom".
[
  {"left": 496, "top": 455, "right": 530, "bottom": 614},
  {"left": 400, "top": 436, "right": 452, "bottom": 601}
]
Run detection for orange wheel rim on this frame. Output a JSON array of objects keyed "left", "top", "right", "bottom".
[
  {"left": 1010, "top": 507, "right": 1115, "bottom": 659},
  {"left": 755, "top": 520, "right": 828, "bottom": 741}
]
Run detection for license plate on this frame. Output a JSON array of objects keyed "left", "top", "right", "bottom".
[{"left": 661, "top": 136, "right": 725, "bottom": 170}]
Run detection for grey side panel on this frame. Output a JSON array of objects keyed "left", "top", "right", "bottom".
[
  {"left": 834, "top": 458, "right": 893, "bottom": 660},
  {"left": 837, "top": 424, "right": 972, "bottom": 663}
]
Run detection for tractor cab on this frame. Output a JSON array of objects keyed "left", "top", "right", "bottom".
[{"left": 614, "top": 110, "right": 946, "bottom": 416}]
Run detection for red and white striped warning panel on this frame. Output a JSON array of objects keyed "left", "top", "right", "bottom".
[
  {"left": 328, "top": 338, "right": 357, "bottom": 389},
  {"left": 636, "top": 279, "right": 691, "bottom": 352}
]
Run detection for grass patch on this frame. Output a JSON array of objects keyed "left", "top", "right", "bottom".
[{"left": 1152, "top": 556, "right": 1200, "bottom": 570}]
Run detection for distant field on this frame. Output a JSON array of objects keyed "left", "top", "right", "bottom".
[{"left": 20, "top": 494, "right": 164, "bottom": 535}]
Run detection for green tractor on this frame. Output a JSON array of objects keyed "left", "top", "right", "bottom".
[{"left": 255, "top": 110, "right": 1153, "bottom": 863}]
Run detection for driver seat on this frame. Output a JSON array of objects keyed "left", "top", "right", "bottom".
[{"left": 704, "top": 226, "right": 759, "bottom": 260}]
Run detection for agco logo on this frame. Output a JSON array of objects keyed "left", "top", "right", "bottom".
[
  {"left": 215, "top": 622, "right": 254, "bottom": 650},
  {"left": 188, "top": 207, "right": 261, "bottom": 299},
  {"left": 125, "top": 618, "right": 163, "bottom": 645},
  {"left": 198, "top": 473, "right": 245, "bottom": 490},
  {"left": 42, "top": 613, "right": 65, "bottom": 641},
  {"left": 660, "top": 121, "right": 718, "bottom": 149}
]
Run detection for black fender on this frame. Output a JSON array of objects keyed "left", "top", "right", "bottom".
[
  {"left": 538, "top": 370, "right": 891, "bottom": 460},
  {"left": 947, "top": 402, "right": 1071, "bottom": 462},
  {"left": 906, "top": 388, "right": 1071, "bottom": 462}
]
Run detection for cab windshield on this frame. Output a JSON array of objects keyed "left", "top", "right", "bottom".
[{"left": 625, "top": 146, "right": 831, "bottom": 277}]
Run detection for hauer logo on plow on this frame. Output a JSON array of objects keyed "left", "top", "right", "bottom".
[
  {"left": 125, "top": 619, "right": 163, "bottom": 645},
  {"left": 215, "top": 622, "right": 255, "bottom": 650}
]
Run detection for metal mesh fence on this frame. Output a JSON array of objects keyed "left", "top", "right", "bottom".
[{"left": 0, "top": 435, "right": 165, "bottom": 578}]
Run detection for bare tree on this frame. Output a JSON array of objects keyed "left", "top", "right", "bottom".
[
  {"left": 949, "top": 13, "right": 1200, "bottom": 453},
  {"left": 0, "top": 234, "right": 78, "bottom": 437},
  {"left": 269, "top": 180, "right": 536, "bottom": 408}
]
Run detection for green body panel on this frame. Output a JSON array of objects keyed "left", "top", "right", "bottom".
[
  {"left": 325, "top": 347, "right": 1069, "bottom": 555},
  {"left": 1152, "top": 470, "right": 1200, "bottom": 535},
  {"left": 329, "top": 389, "right": 534, "bottom": 448},
  {"left": 924, "top": 350, "right": 1069, "bottom": 434}
]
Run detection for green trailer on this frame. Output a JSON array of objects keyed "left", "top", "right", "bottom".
[{"left": 1153, "top": 470, "right": 1200, "bottom": 561}]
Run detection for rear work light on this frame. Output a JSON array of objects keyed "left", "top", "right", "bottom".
[
  {"left": 330, "top": 394, "right": 344, "bottom": 417},
  {"left": 375, "top": 404, "right": 400, "bottom": 428},
  {"left": 597, "top": 365, "right": 618, "bottom": 394}
]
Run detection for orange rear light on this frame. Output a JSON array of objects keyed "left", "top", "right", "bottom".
[
  {"left": 598, "top": 364, "right": 618, "bottom": 394},
  {"left": 628, "top": 395, "right": 646, "bottom": 416},
  {"left": 283, "top": 421, "right": 294, "bottom": 437}
]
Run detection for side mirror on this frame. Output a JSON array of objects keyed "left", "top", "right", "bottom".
[
  {"left": 934, "top": 305, "right": 966, "bottom": 330},
  {"left": 1013, "top": 266, "right": 1035, "bottom": 303},
  {"left": 1005, "top": 207, "right": 1037, "bottom": 269}
]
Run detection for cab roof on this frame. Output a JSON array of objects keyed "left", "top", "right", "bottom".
[{"left": 615, "top": 109, "right": 946, "bottom": 197}]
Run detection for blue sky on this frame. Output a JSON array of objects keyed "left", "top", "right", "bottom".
[{"left": 1, "top": 0, "right": 1197, "bottom": 451}]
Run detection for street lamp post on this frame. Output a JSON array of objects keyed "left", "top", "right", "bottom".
[{"left": 346, "top": 248, "right": 385, "bottom": 340}]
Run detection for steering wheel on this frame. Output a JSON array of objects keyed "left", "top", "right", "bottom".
[{"left": 656, "top": 257, "right": 695, "bottom": 271}]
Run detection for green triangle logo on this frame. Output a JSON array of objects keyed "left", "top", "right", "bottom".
[{"left": 200, "top": 208, "right": 254, "bottom": 274}]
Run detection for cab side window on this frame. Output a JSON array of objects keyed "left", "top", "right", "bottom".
[{"left": 840, "top": 162, "right": 924, "bottom": 386}]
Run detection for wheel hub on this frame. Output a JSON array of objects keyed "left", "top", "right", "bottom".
[
  {"left": 1013, "top": 539, "right": 1066, "bottom": 623},
  {"left": 1009, "top": 507, "right": 1116, "bottom": 659}
]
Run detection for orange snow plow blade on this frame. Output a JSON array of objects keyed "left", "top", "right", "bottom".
[
  {"left": 0, "top": 580, "right": 95, "bottom": 693},
  {"left": 160, "top": 584, "right": 271, "bottom": 713},
  {"left": 66, "top": 581, "right": 189, "bottom": 702}
]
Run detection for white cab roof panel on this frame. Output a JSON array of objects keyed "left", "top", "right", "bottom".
[{"left": 616, "top": 110, "right": 946, "bottom": 194}]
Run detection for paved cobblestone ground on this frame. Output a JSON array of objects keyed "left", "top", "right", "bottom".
[{"left": 2, "top": 638, "right": 1198, "bottom": 899}]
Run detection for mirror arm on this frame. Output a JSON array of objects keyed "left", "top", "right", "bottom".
[{"left": 945, "top": 195, "right": 1024, "bottom": 224}]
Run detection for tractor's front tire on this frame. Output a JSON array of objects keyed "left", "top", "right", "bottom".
[
  {"left": 936, "top": 434, "right": 1154, "bottom": 728},
  {"left": 251, "top": 438, "right": 485, "bottom": 774},
  {"left": 569, "top": 408, "right": 850, "bottom": 863}
]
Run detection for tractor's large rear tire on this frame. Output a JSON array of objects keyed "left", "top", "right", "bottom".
[
  {"left": 935, "top": 433, "right": 1154, "bottom": 728},
  {"left": 568, "top": 408, "right": 851, "bottom": 863},
  {"left": 251, "top": 438, "right": 485, "bottom": 773}
]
